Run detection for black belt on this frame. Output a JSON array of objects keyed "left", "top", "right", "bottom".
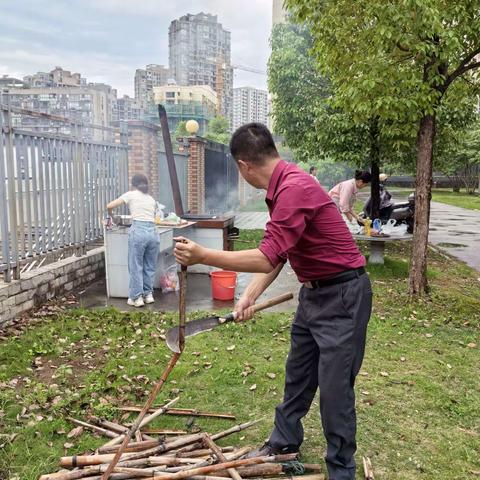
[{"left": 303, "top": 267, "right": 366, "bottom": 289}]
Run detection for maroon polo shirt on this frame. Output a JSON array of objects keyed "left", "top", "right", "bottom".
[{"left": 259, "top": 160, "right": 366, "bottom": 282}]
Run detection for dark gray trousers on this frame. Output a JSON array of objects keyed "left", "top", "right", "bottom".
[{"left": 269, "top": 273, "right": 372, "bottom": 480}]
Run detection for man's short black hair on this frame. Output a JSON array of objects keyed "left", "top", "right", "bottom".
[{"left": 229, "top": 123, "right": 279, "bottom": 164}]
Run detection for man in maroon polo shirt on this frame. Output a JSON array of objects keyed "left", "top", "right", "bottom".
[{"left": 174, "top": 123, "right": 372, "bottom": 480}]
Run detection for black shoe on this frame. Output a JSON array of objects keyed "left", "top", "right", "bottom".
[{"left": 243, "top": 441, "right": 299, "bottom": 459}]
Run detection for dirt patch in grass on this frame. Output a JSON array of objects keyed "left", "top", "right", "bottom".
[{"left": 32, "top": 345, "right": 107, "bottom": 388}]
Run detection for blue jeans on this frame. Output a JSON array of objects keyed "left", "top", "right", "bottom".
[{"left": 128, "top": 221, "right": 160, "bottom": 300}]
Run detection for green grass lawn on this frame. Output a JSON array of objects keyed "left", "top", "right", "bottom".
[
  {"left": 0, "top": 236, "right": 479, "bottom": 479},
  {"left": 431, "top": 189, "right": 480, "bottom": 211}
]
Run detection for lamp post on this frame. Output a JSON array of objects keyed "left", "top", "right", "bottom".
[{"left": 185, "top": 119, "right": 199, "bottom": 137}]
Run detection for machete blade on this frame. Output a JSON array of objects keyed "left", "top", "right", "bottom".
[{"left": 165, "top": 316, "right": 225, "bottom": 353}]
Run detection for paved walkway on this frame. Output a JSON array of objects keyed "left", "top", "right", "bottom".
[
  {"left": 429, "top": 201, "right": 480, "bottom": 271},
  {"left": 234, "top": 212, "right": 269, "bottom": 230},
  {"left": 234, "top": 200, "right": 480, "bottom": 271}
]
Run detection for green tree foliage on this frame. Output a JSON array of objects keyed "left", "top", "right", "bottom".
[
  {"left": 204, "top": 116, "right": 231, "bottom": 145},
  {"left": 436, "top": 119, "right": 480, "bottom": 193},
  {"left": 285, "top": 0, "right": 480, "bottom": 294},
  {"left": 173, "top": 121, "right": 189, "bottom": 139},
  {"left": 268, "top": 22, "right": 370, "bottom": 165}
]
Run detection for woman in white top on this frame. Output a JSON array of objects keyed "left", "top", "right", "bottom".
[{"left": 107, "top": 174, "right": 159, "bottom": 307}]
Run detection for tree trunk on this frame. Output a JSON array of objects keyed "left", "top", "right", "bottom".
[
  {"left": 369, "top": 118, "right": 380, "bottom": 220},
  {"left": 409, "top": 114, "right": 436, "bottom": 295}
]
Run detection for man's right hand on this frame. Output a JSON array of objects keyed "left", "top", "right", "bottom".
[{"left": 234, "top": 295, "right": 256, "bottom": 322}]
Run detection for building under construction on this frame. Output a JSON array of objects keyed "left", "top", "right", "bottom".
[{"left": 168, "top": 12, "right": 233, "bottom": 127}]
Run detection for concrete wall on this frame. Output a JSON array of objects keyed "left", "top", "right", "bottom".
[{"left": 0, "top": 247, "right": 105, "bottom": 325}]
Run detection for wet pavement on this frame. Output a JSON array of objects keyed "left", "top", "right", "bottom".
[
  {"left": 428, "top": 201, "right": 480, "bottom": 271},
  {"left": 78, "top": 262, "right": 300, "bottom": 314}
]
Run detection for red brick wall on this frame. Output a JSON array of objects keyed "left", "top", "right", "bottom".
[
  {"left": 187, "top": 137, "right": 206, "bottom": 214},
  {"left": 126, "top": 121, "right": 159, "bottom": 197}
]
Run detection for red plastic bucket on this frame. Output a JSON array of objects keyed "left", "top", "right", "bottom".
[{"left": 210, "top": 270, "right": 237, "bottom": 300}]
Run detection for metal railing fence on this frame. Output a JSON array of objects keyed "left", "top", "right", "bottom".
[{"left": 0, "top": 101, "right": 129, "bottom": 282}]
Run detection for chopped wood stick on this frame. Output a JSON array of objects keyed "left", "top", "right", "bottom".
[
  {"left": 120, "top": 406, "right": 235, "bottom": 420},
  {"left": 91, "top": 418, "right": 156, "bottom": 445},
  {"left": 211, "top": 462, "right": 324, "bottom": 478},
  {"left": 60, "top": 453, "right": 207, "bottom": 469},
  {"left": 143, "top": 429, "right": 188, "bottom": 436},
  {"left": 203, "top": 434, "right": 242, "bottom": 480},
  {"left": 148, "top": 453, "right": 298, "bottom": 480},
  {"left": 66, "top": 417, "right": 118, "bottom": 439},
  {"left": 212, "top": 420, "right": 261, "bottom": 441},
  {"left": 90, "top": 417, "right": 129, "bottom": 434},
  {"left": 362, "top": 456, "right": 374, "bottom": 480},
  {"left": 79, "top": 432, "right": 206, "bottom": 468},
  {"left": 99, "top": 440, "right": 162, "bottom": 454},
  {"left": 173, "top": 420, "right": 260, "bottom": 457},
  {"left": 136, "top": 431, "right": 143, "bottom": 442},
  {"left": 164, "top": 447, "right": 251, "bottom": 473},
  {"left": 176, "top": 447, "right": 233, "bottom": 458},
  {"left": 100, "top": 435, "right": 125, "bottom": 449},
  {"left": 139, "top": 397, "right": 180, "bottom": 429}
]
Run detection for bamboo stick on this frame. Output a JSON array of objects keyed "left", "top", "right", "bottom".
[
  {"left": 362, "top": 456, "right": 374, "bottom": 480},
  {"left": 165, "top": 447, "right": 251, "bottom": 473},
  {"left": 212, "top": 420, "right": 261, "bottom": 441},
  {"left": 148, "top": 454, "right": 298, "bottom": 480},
  {"left": 176, "top": 447, "right": 234, "bottom": 458},
  {"left": 91, "top": 417, "right": 129, "bottom": 435},
  {"left": 173, "top": 419, "right": 260, "bottom": 458},
  {"left": 100, "top": 435, "right": 125, "bottom": 449},
  {"left": 143, "top": 429, "right": 188, "bottom": 436},
  {"left": 202, "top": 434, "right": 242, "bottom": 480},
  {"left": 120, "top": 407, "right": 235, "bottom": 420},
  {"left": 98, "top": 440, "right": 161, "bottom": 454},
  {"left": 66, "top": 417, "right": 118, "bottom": 439},
  {"left": 139, "top": 397, "right": 180, "bottom": 429}
]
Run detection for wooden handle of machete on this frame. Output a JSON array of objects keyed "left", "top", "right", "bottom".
[
  {"left": 251, "top": 292, "right": 294, "bottom": 313},
  {"left": 222, "top": 292, "right": 294, "bottom": 323}
]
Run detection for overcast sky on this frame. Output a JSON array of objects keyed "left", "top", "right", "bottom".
[{"left": 0, "top": 0, "right": 272, "bottom": 96}]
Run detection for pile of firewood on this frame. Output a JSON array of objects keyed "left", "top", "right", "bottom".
[{"left": 39, "top": 398, "right": 325, "bottom": 480}]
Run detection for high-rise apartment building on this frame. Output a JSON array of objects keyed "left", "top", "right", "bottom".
[
  {"left": 6, "top": 87, "right": 110, "bottom": 139},
  {"left": 88, "top": 82, "right": 118, "bottom": 124},
  {"left": 23, "top": 66, "right": 86, "bottom": 88},
  {"left": 134, "top": 64, "right": 169, "bottom": 111},
  {"left": 232, "top": 87, "right": 269, "bottom": 132},
  {"left": 169, "top": 13, "right": 233, "bottom": 125},
  {"left": 115, "top": 95, "right": 144, "bottom": 122}
]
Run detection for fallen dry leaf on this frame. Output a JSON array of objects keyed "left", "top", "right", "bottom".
[
  {"left": 467, "top": 343, "right": 477, "bottom": 349},
  {"left": 380, "top": 371, "right": 389, "bottom": 377},
  {"left": 266, "top": 373, "right": 276, "bottom": 379},
  {"left": 67, "top": 426, "right": 83, "bottom": 439},
  {"left": 226, "top": 345, "right": 236, "bottom": 351},
  {"left": 63, "top": 442, "right": 74, "bottom": 449},
  {"left": 249, "top": 384, "right": 257, "bottom": 391}
]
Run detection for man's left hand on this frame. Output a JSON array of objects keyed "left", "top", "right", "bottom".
[{"left": 174, "top": 237, "right": 207, "bottom": 266}]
